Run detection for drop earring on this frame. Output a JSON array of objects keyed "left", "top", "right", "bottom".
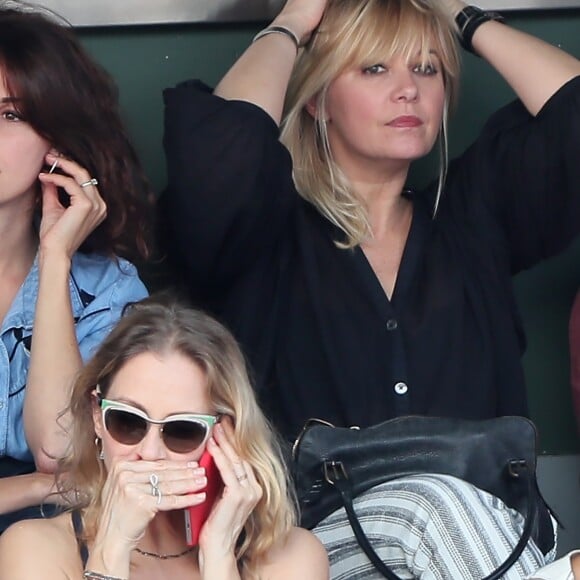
[{"left": 95, "top": 437, "right": 104, "bottom": 461}]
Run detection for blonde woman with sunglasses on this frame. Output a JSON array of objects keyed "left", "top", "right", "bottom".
[{"left": 0, "top": 299, "right": 329, "bottom": 580}]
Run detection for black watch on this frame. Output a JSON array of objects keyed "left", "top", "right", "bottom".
[{"left": 455, "top": 5, "right": 504, "bottom": 55}]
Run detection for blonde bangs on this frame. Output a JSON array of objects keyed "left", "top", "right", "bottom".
[
  {"left": 327, "top": 0, "right": 460, "bottom": 106},
  {"left": 282, "top": 0, "right": 461, "bottom": 248}
]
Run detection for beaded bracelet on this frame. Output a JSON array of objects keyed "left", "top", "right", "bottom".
[
  {"left": 252, "top": 25, "right": 300, "bottom": 51},
  {"left": 83, "top": 571, "right": 127, "bottom": 580},
  {"left": 455, "top": 5, "right": 504, "bottom": 55}
]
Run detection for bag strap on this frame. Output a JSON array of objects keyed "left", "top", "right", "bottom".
[{"left": 327, "top": 460, "right": 538, "bottom": 580}]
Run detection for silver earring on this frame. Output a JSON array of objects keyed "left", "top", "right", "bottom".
[{"left": 95, "top": 437, "right": 104, "bottom": 461}]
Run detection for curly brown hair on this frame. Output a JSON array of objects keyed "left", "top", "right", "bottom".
[{"left": 0, "top": 3, "right": 153, "bottom": 260}]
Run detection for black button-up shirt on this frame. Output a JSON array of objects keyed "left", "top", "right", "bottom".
[{"left": 160, "top": 76, "right": 580, "bottom": 442}]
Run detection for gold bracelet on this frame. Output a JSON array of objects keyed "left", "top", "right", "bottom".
[{"left": 252, "top": 25, "right": 300, "bottom": 50}]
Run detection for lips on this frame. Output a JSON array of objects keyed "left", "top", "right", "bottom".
[{"left": 388, "top": 115, "right": 423, "bottom": 128}]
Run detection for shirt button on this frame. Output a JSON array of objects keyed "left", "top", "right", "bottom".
[
  {"left": 394, "top": 382, "right": 408, "bottom": 395},
  {"left": 0, "top": 401, "right": 4, "bottom": 409},
  {"left": 386, "top": 319, "right": 398, "bottom": 331}
]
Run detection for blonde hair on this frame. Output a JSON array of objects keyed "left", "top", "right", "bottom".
[
  {"left": 281, "top": 0, "right": 461, "bottom": 248},
  {"left": 58, "top": 297, "right": 296, "bottom": 579}
]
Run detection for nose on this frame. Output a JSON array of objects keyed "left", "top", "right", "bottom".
[
  {"left": 136, "top": 425, "right": 167, "bottom": 461},
  {"left": 391, "top": 68, "right": 419, "bottom": 102}
]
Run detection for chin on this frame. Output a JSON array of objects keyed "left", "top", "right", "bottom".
[
  {"left": 381, "top": 140, "right": 434, "bottom": 161},
  {"left": 387, "top": 149, "right": 433, "bottom": 162}
]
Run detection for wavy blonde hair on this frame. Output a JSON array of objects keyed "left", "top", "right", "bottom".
[
  {"left": 282, "top": 0, "right": 461, "bottom": 248},
  {"left": 58, "top": 297, "right": 296, "bottom": 579}
]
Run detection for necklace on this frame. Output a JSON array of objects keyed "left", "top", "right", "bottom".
[{"left": 135, "top": 546, "right": 196, "bottom": 560}]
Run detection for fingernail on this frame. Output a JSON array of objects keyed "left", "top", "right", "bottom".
[
  {"left": 197, "top": 492, "right": 206, "bottom": 502},
  {"left": 194, "top": 477, "right": 207, "bottom": 486},
  {"left": 191, "top": 467, "right": 205, "bottom": 476},
  {"left": 187, "top": 461, "right": 199, "bottom": 468}
]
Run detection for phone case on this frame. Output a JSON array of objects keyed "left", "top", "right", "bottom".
[{"left": 184, "top": 450, "right": 222, "bottom": 546}]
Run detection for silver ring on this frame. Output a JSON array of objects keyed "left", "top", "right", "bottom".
[
  {"left": 149, "top": 473, "right": 162, "bottom": 505},
  {"left": 80, "top": 178, "right": 98, "bottom": 188}
]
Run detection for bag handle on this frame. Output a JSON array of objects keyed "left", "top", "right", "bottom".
[{"left": 326, "top": 459, "right": 538, "bottom": 580}]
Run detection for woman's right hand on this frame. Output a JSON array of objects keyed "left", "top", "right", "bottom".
[
  {"left": 92, "top": 459, "right": 206, "bottom": 559},
  {"left": 273, "top": 0, "right": 328, "bottom": 45},
  {"left": 37, "top": 153, "right": 107, "bottom": 262},
  {"left": 215, "top": 0, "right": 328, "bottom": 121}
]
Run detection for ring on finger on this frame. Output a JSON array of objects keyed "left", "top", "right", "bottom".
[
  {"left": 149, "top": 473, "right": 162, "bottom": 505},
  {"left": 236, "top": 473, "right": 248, "bottom": 482},
  {"left": 79, "top": 177, "right": 98, "bottom": 188}
]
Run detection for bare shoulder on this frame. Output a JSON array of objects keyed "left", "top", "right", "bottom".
[
  {"left": 259, "top": 526, "right": 329, "bottom": 580},
  {"left": 0, "top": 513, "right": 79, "bottom": 578}
]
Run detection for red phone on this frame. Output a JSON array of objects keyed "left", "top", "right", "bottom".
[{"left": 184, "top": 449, "right": 223, "bottom": 546}]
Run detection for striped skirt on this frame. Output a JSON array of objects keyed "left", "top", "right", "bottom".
[{"left": 312, "top": 474, "right": 556, "bottom": 579}]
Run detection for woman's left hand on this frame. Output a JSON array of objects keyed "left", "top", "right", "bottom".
[
  {"left": 37, "top": 152, "right": 107, "bottom": 260},
  {"left": 198, "top": 418, "right": 263, "bottom": 567}
]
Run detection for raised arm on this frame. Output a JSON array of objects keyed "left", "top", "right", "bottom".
[
  {"left": 445, "top": 0, "right": 580, "bottom": 115},
  {"left": 23, "top": 155, "right": 107, "bottom": 473},
  {"left": 214, "top": 0, "right": 327, "bottom": 123},
  {"left": 161, "top": 2, "right": 330, "bottom": 291}
]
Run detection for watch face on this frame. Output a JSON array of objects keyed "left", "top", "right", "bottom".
[
  {"left": 456, "top": 5, "right": 504, "bottom": 30},
  {"left": 455, "top": 6, "right": 485, "bottom": 32}
]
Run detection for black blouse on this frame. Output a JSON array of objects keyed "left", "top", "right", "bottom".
[{"left": 160, "top": 76, "right": 580, "bottom": 442}]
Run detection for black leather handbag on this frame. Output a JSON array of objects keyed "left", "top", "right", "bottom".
[{"left": 292, "top": 415, "right": 554, "bottom": 580}]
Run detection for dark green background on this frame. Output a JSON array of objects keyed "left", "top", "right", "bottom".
[{"left": 77, "top": 10, "right": 580, "bottom": 453}]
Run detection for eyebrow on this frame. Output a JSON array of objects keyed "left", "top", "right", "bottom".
[
  {"left": 0, "top": 96, "right": 20, "bottom": 104},
  {"left": 112, "top": 397, "right": 149, "bottom": 414}
]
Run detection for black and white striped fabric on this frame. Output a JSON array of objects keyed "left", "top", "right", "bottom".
[{"left": 312, "top": 474, "right": 557, "bottom": 580}]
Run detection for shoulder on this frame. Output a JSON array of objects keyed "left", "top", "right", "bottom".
[
  {"left": 258, "top": 527, "right": 329, "bottom": 580},
  {"left": 0, "top": 514, "right": 79, "bottom": 577},
  {"left": 71, "top": 252, "right": 143, "bottom": 287},
  {"left": 70, "top": 253, "right": 148, "bottom": 308}
]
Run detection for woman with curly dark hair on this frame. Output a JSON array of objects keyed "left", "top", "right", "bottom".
[{"left": 0, "top": 2, "right": 153, "bottom": 530}]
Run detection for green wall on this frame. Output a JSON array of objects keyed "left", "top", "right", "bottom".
[{"left": 78, "top": 10, "right": 580, "bottom": 453}]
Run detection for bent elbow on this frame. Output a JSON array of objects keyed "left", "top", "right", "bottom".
[{"left": 32, "top": 447, "right": 61, "bottom": 474}]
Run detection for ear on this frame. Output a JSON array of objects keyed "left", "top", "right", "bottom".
[
  {"left": 305, "top": 95, "right": 318, "bottom": 118},
  {"left": 91, "top": 390, "right": 104, "bottom": 439},
  {"left": 305, "top": 94, "right": 328, "bottom": 122}
]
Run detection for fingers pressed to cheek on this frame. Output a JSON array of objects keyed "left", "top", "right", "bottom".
[
  {"left": 213, "top": 424, "right": 244, "bottom": 469},
  {"left": 208, "top": 435, "right": 249, "bottom": 491},
  {"left": 206, "top": 437, "right": 233, "bottom": 484},
  {"left": 219, "top": 416, "right": 236, "bottom": 436},
  {"left": 213, "top": 423, "right": 234, "bottom": 450}
]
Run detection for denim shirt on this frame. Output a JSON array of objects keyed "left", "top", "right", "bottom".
[{"left": 0, "top": 252, "right": 148, "bottom": 462}]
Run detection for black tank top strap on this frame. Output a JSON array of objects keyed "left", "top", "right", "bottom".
[{"left": 71, "top": 509, "right": 89, "bottom": 567}]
